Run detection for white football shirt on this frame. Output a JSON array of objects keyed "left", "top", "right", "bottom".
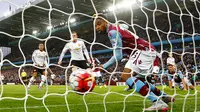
[
  {"left": 32, "top": 49, "right": 48, "bottom": 67},
  {"left": 59, "top": 40, "right": 90, "bottom": 62}
]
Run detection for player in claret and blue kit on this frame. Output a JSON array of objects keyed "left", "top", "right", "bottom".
[
  {"left": 94, "top": 14, "right": 174, "bottom": 111},
  {"left": 166, "top": 63, "right": 194, "bottom": 90}
]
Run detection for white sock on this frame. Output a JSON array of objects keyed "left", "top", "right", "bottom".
[
  {"left": 28, "top": 77, "right": 35, "bottom": 88},
  {"left": 39, "top": 81, "right": 45, "bottom": 87},
  {"left": 51, "top": 80, "right": 53, "bottom": 85},
  {"left": 39, "top": 75, "right": 46, "bottom": 87}
]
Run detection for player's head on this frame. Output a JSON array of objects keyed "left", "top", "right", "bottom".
[
  {"left": 72, "top": 31, "right": 78, "bottom": 42},
  {"left": 93, "top": 13, "right": 108, "bottom": 32},
  {"left": 39, "top": 43, "right": 44, "bottom": 51},
  {"left": 167, "top": 64, "right": 176, "bottom": 73}
]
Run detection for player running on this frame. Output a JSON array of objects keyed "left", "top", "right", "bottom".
[
  {"left": 58, "top": 31, "right": 91, "bottom": 69},
  {"left": 27, "top": 43, "right": 53, "bottom": 90},
  {"left": 94, "top": 14, "right": 172, "bottom": 111}
]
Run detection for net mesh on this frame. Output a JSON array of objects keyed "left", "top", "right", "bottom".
[{"left": 0, "top": 0, "right": 200, "bottom": 112}]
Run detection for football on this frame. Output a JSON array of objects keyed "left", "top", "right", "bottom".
[{"left": 69, "top": 69, "right": 96, "bottom": 93}]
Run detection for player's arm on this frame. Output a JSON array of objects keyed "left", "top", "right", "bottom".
[
  {"left": 169, "top": 80, "right": 172, "bottom": 89},
  {"left": 82, "top": 41, "right": 91, "bottom": 63},
  {"left": 168, "top": 76, "right": 173, "bottom": 89},
  {"left": 43, "top": 52, "right": 48, "bottom": 67},
  {"left": 181, "top": 78, "right": 187, "bottom": 90},
  {"left": 119, "top": 24, "right": 129, "bottom": 30},
  {"left": 32, "top": 50, "right": 38, "bottom": 66},
  {"left": 58, "top": 44, "right": 69, "bottom": 65},
  {"left": 179, "top": 71, "right": 187, "bottom": 90},
  {"left": 48, "top": 67, "right": 54, "bottom": 75},
  {"left": 103, "top": 30, "right": 123, "bottom": 69},
  {"left": 166, "top": 72, "right": 173, "bottom": 89}
]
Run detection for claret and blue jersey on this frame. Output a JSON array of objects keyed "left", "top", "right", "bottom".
[
  {"left": 103, "top": 23, "right": 157, "bottom": 69},
  {"left": 165, "top": 70, "right": 184, "bottom": 83}
]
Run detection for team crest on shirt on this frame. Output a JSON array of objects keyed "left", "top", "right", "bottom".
[{"left": 78, "top": 44, "right": 81, "bottom": 46}]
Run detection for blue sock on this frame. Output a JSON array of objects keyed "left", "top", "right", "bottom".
[
  {"left": 145, "top": 82, "right": 167, "bottom": 96},
  {"left": 126, "top": 77, "right": 158, "bottom": 102}
]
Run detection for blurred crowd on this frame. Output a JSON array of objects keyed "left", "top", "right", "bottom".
[
  {"left": 2, "top": 51, "right": 200, "bottom": 85},
  {"left": 7, "top": 7, "right": 200, "bottom": 62}
]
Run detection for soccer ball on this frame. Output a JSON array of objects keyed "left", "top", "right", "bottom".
[{"left": 69, "top": 69, "right": 96, "bottom": 94}]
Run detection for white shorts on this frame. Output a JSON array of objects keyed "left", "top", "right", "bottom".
[
  {"left": 125, "top": 50, "right": 157, "bottom": 76},
  {"left": 94, "top": 71, "right": 102, "bottom": 77},
  {"left": 184, "top": 77, "right": 193, "bottom": 86},
  {"left": 172, "top": 77, "right": 192, "bottom": 88}
]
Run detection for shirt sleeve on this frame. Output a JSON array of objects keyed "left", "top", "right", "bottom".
[
  {"left": 32, "top": 50, "right": 37, "bottom": 64},
  {"left": 119, "top": 24, "right": 129, "bottom": 30},
  {"left": 59, "top": 44, "right": 69, "bottom": 62},
  {"left": 108, "top": 30, "right": 123, "bottom": 48},
  {"left": 178, "top": 71, "right": 184, "bottom": 79},
  {"left": 82, "top": 41, "right": 90, "bottom": 60},
  {"left": 103, "top": 30, "right": 123, "bottom": 69},
  {"left": 44, "top": 52, "right": 48, "bottom": 67},
  {"left": 164, "top": 70, "right": 172, "bottom": 80},
  {"left": 167, "top": 75, "right": 172, "bottom": 81}
]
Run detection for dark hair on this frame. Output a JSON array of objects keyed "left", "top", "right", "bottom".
[
  {"left": 72, "top": 31, "right": 79, "bottom": 37},
  {"left": 167, "top": 63, "right": 175, "bottom": 67},
  {"left": 93, "top": 13, "right": 107, "bottom": 20}
]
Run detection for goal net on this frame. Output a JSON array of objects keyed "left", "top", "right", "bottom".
[{"left": 0, "top": 0, "right": 200, "bottom": 112}]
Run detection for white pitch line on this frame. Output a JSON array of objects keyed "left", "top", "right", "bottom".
[
  {"left": 0, "top": 100, "right": 137, "bottom": 110},
  {"left": 0, "top": 97, "right": 198, "bottom": 110}
]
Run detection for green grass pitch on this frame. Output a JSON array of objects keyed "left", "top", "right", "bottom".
[{"left": 0, "top": 85, "right": 200, "bottom": 112}]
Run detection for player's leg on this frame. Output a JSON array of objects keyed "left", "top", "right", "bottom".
[
  {"left": 96, "top": 77, "right": 99, "bottom": 86},
  {"left": 144, "top": 81, "right": 167, "bottom": 96},
  {"left": 122, "top": 69, "right": 133, "bottom": 91},
  {"left": 172, "top": 79, "right": 175, "bottom": 88},
  {"left": 126, "top": 76, "right": 168, "bottom": 110},
  {"left": 122, "top": 67, "right": 167, "bottom": 107},
  {"left": 102, "top": 78, "right": 107, "bottom": 88},
  {"left": 99, "top": 76, "right": 107, "bottom": 88},
  {"left": 121, "top": 68, "right": 132, "bottom": 81},
  {"left": 50, "top": 78, "right": 53, "bottom": 85},
  {"left": 142, "top": 75, "right": 164, "bottom": 95},
  {"left": 124, "top": 50, "right": 169, "bottom": 110},
  {"left": 144, "top": 80, "right": 175, "bottom": 104},
  {"left": 27, "top": 69, "right": 37, "bottom": 89},
  {"left": 122, "top": 50, "right": 150, "bottom": 91},
  {"left": 184, "top": 77, "right": 194, "bottom": 90},
  {"left": 39, "top": 69, "right": 47, "bottom": 89},
  {"left": 39, "top": 74, "right": 47, "bottom": 88},
  {"left": 22, "top": 76, "right": 28, "bottom": 85},
  {"left": 176, "top": 82, "right": 184, "bottom": 90},
  {"left": 27, "top": 76, "right": 35, "bottom": 89},
  {"left": 48, "top": 68, "right": 55, "bottom": 85},
  {"left": 47, "top": 68, "right": 53, "bottom": 75},
  {"left": 188, "top": 84, "right": 194, "bottom": 90},
  {"left": 121, "top": 59, "right": 133, "bottom": 91}
]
